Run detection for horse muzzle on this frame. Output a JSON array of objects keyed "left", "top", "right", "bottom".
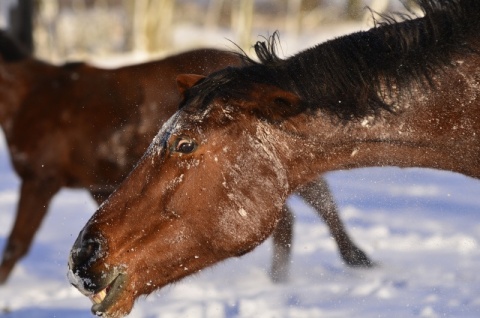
[{"left": 68, "top": 229, "right": 130, "bottom": 317}]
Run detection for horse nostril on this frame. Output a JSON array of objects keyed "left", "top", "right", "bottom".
[
  {"left": 82, "top": 241, "right": 99, "bottom": 261},
  {"left": 71, "top": 235, "right": 103, "bottom": 269}
]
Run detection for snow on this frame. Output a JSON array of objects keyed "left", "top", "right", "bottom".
[{"left": 1, "top": 22, "right": 480, "bottom": 318}]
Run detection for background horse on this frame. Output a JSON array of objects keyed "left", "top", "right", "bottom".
[
  {"left": 0, "top": 30, "right": 370, "bottom": 284},
  {"left": 68, "top": 0, "right": 480, "bottom": 317}
]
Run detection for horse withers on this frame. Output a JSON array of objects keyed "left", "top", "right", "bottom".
[
  {"left": 68, "top": 0, "right": 480, "bottom": 316},
  {"left": 0, "top": 31, "right": 370, "bottom": 284}
]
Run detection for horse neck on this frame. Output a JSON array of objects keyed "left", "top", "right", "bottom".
[{"left": 285, "top": 54, "right": 480, "bottom": 189}]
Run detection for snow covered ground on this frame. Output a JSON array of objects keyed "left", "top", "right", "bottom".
[{"left": 1, "top": 22, "right": 480, "bottom": 318}]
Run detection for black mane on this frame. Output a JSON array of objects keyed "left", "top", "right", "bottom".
[
  {"left": 0, "top": 30, "right": 29, "bottom": 62},
  {"left": 187, "top": 0, "right": 480, "bottom": 121}
]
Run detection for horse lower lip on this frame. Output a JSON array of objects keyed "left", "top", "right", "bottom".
[{"left": 90, "top": 274, "right": 126, "bottom": 315}]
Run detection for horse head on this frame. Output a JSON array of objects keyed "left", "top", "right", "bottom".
[{"left": 67, "top": 68, "right": 306, "bottom": 317}]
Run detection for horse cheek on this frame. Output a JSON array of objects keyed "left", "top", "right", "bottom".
[{"left": 207, "top": 140, "right": 287, "bottom": 256}]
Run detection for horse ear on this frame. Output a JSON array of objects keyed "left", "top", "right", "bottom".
[
  {"left": 251, "top": 85, "right": 303, "bottom": 122},
  {"left": 176, "top": 74, "right": 205, "bottom": 96}
]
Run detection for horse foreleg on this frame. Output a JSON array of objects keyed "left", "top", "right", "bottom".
[
  {"left": 0, "top": 178, "right": 61, "bottom": 284},
  {"left": 298, "top": 177, "right": 374, "bottom": 267},
  {"left": 270, "top": 206, "right": 294, "bottom": 283}
]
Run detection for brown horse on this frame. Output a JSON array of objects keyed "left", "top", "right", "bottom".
[
  {"left": 68, "top": 0, "right": 480, "bottom": 316},
  {"left": 0, "top": 31, "right": 370, "bottom": 284}
]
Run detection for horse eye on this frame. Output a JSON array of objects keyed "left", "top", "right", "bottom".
[{"left": 174, "top": 138, "right": 197, "bottom": 154}]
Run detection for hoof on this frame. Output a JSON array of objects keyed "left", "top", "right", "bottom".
[{"left": 342, "top": 247, "right": 375, "bottom": 268}]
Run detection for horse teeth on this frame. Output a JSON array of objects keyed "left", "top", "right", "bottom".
[{"left": 89, "top": 288, "right": 107, "bottom": 304}]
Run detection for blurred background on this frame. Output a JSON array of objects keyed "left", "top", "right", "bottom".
[{"left": 0, "top": 0, "right": 416, "bottom": 65}]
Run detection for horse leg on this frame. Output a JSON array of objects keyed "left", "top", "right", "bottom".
[
  {"left": 270, "top": 205, "right": 294, "bottom": 283},
  {"left": 297, "top": 177, "right": 374, "bottom": 267},
  {"left": 0, "top": 178, "right": 61, "bottom": 284}
]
